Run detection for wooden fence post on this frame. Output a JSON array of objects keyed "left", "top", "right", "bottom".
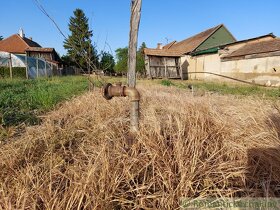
[
  {"left": 25, "top": 55, "right": 29, "bottom": 79},
  {"left": 36, "top": 57, "right": 39, "bottom": 78},
  {"left": 9, "top": 53, "right": 13, "bottom": 79},
  {"left": 44, "top": 59, "right": 47, "bottom": 77}
]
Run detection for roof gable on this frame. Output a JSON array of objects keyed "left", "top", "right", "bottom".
[
  {"left": 0, "top": 34, "right": 41, "bottom": 54},
  {"left": 168, "top": 24, "right": 223, "bottom": 55},
  {"left": 195, "top": 25, "right": 236, "bottom": 52},
  {"left": 144, "top": 24, "right": 236, "bottom": 57}
]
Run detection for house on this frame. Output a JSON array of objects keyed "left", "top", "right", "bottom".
[
  {"left": 145, "top": 24, "right": 280, "bottom": 85},
  {"left": 144, "top": 24, "right": 237, "bottom": 79},
  {"left": 184, "top": 33, "right": 280, "bottom": 85},
  {"left": 0, "top": 29, "right": 61, "bottom": 71}
]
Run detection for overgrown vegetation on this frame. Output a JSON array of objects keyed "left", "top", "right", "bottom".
[
  {"left": 0, "top": 84, "right": 279, "bottom": 209},
  {"left": 114, "top": 42, "right": 146, "bottom": 74},
  {"left": 0, "top": 76, "right": 88, "bottom": 126}
]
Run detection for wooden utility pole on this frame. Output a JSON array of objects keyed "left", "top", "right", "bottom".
[{"left": 128, "top": 0, "right": 142, "bottom": 132}]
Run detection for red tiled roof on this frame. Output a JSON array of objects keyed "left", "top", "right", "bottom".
[
  {"left": 0, "top": 34, "right": 41, "bottom": 54},
  {"left": 145, "top": 24, "right": 225, "bottom": 57},
  {"left": 224, "top": 38, "right": 280, "bottom": 58}
]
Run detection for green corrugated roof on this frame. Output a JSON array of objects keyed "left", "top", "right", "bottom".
[{"left": 191, "top": 47, "right": 219, "bottom": 56}]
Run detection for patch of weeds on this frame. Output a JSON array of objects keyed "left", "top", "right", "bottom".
[{"left": 161, "top": 79, "right": 174, "bottom": 87}]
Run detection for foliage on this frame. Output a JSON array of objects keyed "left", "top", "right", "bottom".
[
  {"left": 114, "top": 47, "right": 128, "bottom": 73},
  {"left": 0, "top": 76, "right": 88, "bottom": 126},
  {"left": 114, "top": 42, "right": 147, "bottom": 74},
  {"left": 0, "top": 35, "right": 3, "bottom": 41},
  {"left": 61, "top": 55, "right": 76, "bottom": 67},
  {"left": 136, "top": 42, "right": 146, "bottom": 74},
  {"left": 0, "top": 67, "right": 26, "bottom": 78},
  {"left": 99, "top": 51, "right": 115, "bottom": 74},
  {"left": 63, "top": 9, "right": 98, "bottom": 72}
]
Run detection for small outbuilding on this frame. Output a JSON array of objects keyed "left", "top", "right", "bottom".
[{"left": 144, "top": 24, "right": 236, "bottom": 79}]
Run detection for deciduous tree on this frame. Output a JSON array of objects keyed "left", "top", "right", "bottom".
[
  {"left": 136, "top": 42, "right": 146, "bottom": 75},
  {"left": 99, "top": 51, "right": 115, "bottom": 74},
  {"left": 114, "top": 47, "right": 128, "bottom": 73}
]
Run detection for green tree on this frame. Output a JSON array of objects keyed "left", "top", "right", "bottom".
[
  {"left": 63, "top": 8, "right": 98, "bottom": 72},
  {"left": 99, "top": 51, "right": 115, "bottom": 74},
  {"left": 61, "top": 55, "right": 76, "bottom": 67},
  {"left": 0, "top": 36, "right": 3, "bottom": 41},
  {"left": 114, "top": 43, "right": 146, "bottom": 75},
  {"left": 114, "top": 47, "right": 128, "bottom": 73},
  {"left": 136, "top": 42, "right": 146, "bottom": 74}
]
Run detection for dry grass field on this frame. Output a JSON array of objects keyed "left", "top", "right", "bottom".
[{"left": 0, "top": 83, "right": 280, "bottom": 209}]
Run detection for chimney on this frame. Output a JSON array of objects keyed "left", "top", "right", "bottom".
[
  {"left": 19, "top": 28, "right": 25, "bottom": 38},
  {"left": 157, "top": 43, "right": 163, "bottom": 49}
]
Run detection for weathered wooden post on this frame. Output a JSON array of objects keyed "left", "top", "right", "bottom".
[
  {"left": 127, "top": 0, "right": 142, "bottom": 132},
  {"left": 36, "top": 57, "right": 39, "bottom": 78},
  {"left": 25, "top": 55, "right": 29, "bottom": 79},
  {"left": 9, "top": 53, "right": 13, "bottom": 79},
  {"left": 44, "top": 59, "right": 47, "bottom": 77}
]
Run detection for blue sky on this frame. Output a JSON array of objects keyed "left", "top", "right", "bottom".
[{"left": 1, "top": 0, "right": 280, "bottom": 57}]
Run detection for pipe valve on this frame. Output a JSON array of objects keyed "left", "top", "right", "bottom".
[{"left": 102, "top": 83, "right": 140, "bottom": 102}]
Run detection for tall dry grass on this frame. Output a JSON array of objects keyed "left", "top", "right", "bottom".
[{"left": 0, "top": 84, "right": 280, "bottom": 209}]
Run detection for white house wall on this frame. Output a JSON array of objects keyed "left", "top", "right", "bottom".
[
  {"left": 180, "top": 53, "right": 280, "bottom": 85},
  {"left": 220, "top": 56, "right": 280, "bottom": 84}
]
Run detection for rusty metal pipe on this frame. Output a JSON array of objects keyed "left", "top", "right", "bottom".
[
  {"left": 103, "top": 83, "right": 140, "bottom": 102},
  {"left": 102, "top": 83, "right": 140, "bottom": 132},
  {"left": 124, "top": 87, "right": 140, "bottom": 102}
]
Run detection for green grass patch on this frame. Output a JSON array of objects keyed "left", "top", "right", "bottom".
[
  {"left": 159, "top": 79, "right": 280, "bottom": 99},
  {"left": 160, "top": 79, "right": 174, "bottom": 87},
  {"left": 0, "top": 76, "right": 89, "bottom": 126}
]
